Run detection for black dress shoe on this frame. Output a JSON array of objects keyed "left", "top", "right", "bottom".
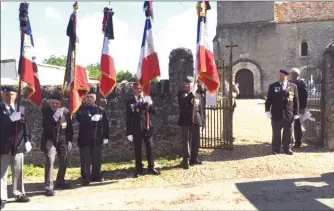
[
  {"left": 190, "top": 159, "right": 203, "bottom": 166},
  {"left": 284, "top": 149, "right": 294, "bottom": 155},
  {"left": 91, "top": 177, "right": 104, "bottom": 182},
  {"left": 45, "top": 190, "right": 55, "bottom": 197},
  {"left": 294, "top": 143, "right": 302, "bottom": 148},
  {"left": 147, "top": 168, "right": 161, "bottom": 175},
  {"left": 134, "top": 172, "right": 142, "bottom": 178},
  {"left": 15, "top": 195, "right": 30, "bottom": 203},
  {"left": 82, "top": 180, "right": 90, "bottom": 186},
  {"left": 56, "top": 183, "right": 72, "bottom": 189},
  {"left": 1, "top": 200, "right": 6, "bottom": 209}
]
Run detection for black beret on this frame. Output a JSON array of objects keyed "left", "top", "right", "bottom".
[
  {"left": 1, "top": 85, "right": 18, "bottom": 93},
  {"left": 185, "top": 76, "right": 194, "bottom": 83},
  {"left": 279, "top": 69, "right": 289, "bottom": 75},
  {"left": 88, "top": 86, "right": 97, "bottom": 94},
  {"left": 49, "top": 92, "right": 62, "bottom": 101}
]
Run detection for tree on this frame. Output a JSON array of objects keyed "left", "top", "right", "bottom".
[
  {"left": 86, "top": 63, "right": 101, "bottom": 80},
  {"left": 117, "top": 70, "right": 136, "bottom": 82},
  {"left": 43, "top": 55, "right": 67, "bottom": 66}
]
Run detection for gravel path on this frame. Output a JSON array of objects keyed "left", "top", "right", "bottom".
[{"left": 3, "top": 99, "right": 334, "bottom": 210}]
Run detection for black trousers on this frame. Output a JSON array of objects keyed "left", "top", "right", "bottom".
[
  {"left": 271, "top": 119, "right": 293, "bottom": 152},
  {"left": 292, "top": 119, "right": 303, "bottom": 145},
  {"left": 133, "top": 135, "right": 154, "bottom": 173},
  {"left": 79, "top": 145, "right": 102, "bottom": 182},
  {"left": 181, "top": 125, "right": 200, "bottom": 162}
]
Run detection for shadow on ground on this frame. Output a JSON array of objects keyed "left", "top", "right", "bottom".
[
  {"left": 236, "top": 172, "right": 334, "bottom": 210},
  {"left": 200, "top": 141, "right": 332, "bottom": 162}
]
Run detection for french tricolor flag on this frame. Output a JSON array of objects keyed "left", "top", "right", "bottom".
[
  {"left": 100, "top": 7, "right": 116, "bottom": 97},
  {"left": 195, "top": 1, "right": 220, "bottom": 94},
  {"left": 136, "top": 0, "right": 160, "bottom": 96},
  {"left": 18, "top": 2, "right": 42, "bottom": 107}
]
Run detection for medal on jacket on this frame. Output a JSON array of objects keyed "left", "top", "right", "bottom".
[{"left": 61, "top": 122, "right": 67, "bottom": 129}]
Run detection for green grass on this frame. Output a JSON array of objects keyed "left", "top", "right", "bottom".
[{"left": 8, "top": 156, "right": 182, "bottom": 183}]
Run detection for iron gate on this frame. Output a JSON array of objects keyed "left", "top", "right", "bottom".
[
  {"left": 300, "top": 58, "right": 325, "bottom": 146},
  {"left": 200, "top": 60, "right": 234, "bottom": 150}
]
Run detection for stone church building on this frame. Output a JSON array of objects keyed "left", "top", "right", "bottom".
[{"left": 214, "top": 1, "right": 334, "bottom": 98}]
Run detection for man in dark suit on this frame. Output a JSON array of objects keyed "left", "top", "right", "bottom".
[
  {"left": 177, "top": 76, "right": 205, "bottom": 169},
  {"left": 75, "top": 87, "right": 109, "bottom": 186},
  {"left": 0, "top": 86, "right": 31, "bottom": 209},
  {"left": 125, "top": 82, "right": 160, "bottom": 177},
  {"left": 265, "top": 69, "right": 300, "bottom": 155},
  {"left": 289, "top": 68, "right": 308, "bottom": 148},
  {"left": 40, "top": 92, "right": 74, "bottom": 196}
]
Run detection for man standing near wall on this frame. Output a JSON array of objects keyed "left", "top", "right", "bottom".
[
  {"left": 0, "top": 86, "right": 32, "bottom": 209},
  {"left": 75, "top": 87, "right": 110, "bottom": 186},
  {"left": 40, "top": 92, "right": 73, "bottom": 196},
  {"left": 224, "top": 77, "right": 240, "bottom": 139},
  {"left": 289, "top": 68, "right": 308, "bottom": 148},
  {"left": 265, "top": 70, "right": 300, "bottom": 155},
  {"left": 125, "top": 83, "right": 160, "bottom": 178},
  {"left": 177, "top": 76, "right": 205, "bottom": 169}
]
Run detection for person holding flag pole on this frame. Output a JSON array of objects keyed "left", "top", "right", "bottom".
[
  {"left": 0, "top": 2, "right": 37, "bottom": 208},
  {"left": 125, "top": 0, "right": 161, "bottom": 178}
]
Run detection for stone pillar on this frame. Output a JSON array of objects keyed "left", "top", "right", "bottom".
[
  {"left": 167, "top": 48, "right": 194, "bottom": 155},
  {"left": 323, "top": 42, "right": 334, "bottom": 149},
  {"left": 168, "top": 48, "right": 194, "bottom": 95}
]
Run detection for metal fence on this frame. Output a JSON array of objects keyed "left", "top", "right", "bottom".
[{"left": 300, "top": 60, "right": 325, "bottom": 146}]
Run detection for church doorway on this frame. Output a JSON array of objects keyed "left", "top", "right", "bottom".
[{"left": 235, "top": 69, "right": 254, "bottom": 99}]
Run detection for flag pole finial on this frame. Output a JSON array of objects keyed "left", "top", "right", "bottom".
[{"left": 73, "top": 1, "right": 79, "bottom": 10}]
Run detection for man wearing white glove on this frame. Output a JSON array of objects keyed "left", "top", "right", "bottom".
[
  {"left": 177, "top": 76, "right": 205, "bottom": 169},
  {"left": 0, "top": 86, "right": 31, "bottom": 209},
  {"left": 125, "top": 83, "right": 160, "bottom": 178},
  {"left": 289, "top": 68, "right": 308, "bottom": 148},
  {"left": 40, "top": 93, "right": 74, "bottom": 196},
  {"left": 265, "top": 69, "right": 300, "bottom": 155},
  {"left": 76, "top": 87, "right": 110, "bottom": 185}
]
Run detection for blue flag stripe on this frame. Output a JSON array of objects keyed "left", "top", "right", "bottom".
[{"left": 141, "top": 18, "right": 152, "bottom": 48}]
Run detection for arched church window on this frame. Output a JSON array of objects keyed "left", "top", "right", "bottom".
[{"left": 301, "top": 41, "right": 308, "bottom": 56}]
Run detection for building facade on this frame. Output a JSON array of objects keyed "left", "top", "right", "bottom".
[{"left": 214, "top": 1, "right": 334, "bottom": 98}]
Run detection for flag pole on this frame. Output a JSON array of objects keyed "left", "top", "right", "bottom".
[{"left": 12, "top": 1, "right": 29, "bottom": 155}]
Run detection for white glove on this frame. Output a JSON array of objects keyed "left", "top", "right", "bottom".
[
  {"left": 143, "top": 96, "right": 153, "bottom": 105},
  {"left": 265, "top": 111, "right": 272, "bottom": 118},
  {"left": 127, "top": 135, "right": 133, "bottom": 142},
  {"left": 294, "top": 115, "right": 299, "bottom": 120},
  {"left": 191, "top": 83, "right": 198, "bottom": 94},
  {"left": 68, "top": 142, "right": 72, "bottom": 151},
  {"left": 53, "top": 108, "right": 64, "bottom": 121},
  {"left": 91, "top": 114, "right": 102, "bottom": 122},
  {"left": 25, "top": 142, "right": 32, "bottom": 153},
  {"left": 10, "top": 112, "right": 22, "bottom": 122},
  {"left": 103, "top": 139, "right": 108, "bottom": 144},
  {"left": 19, "top": 106, "right": 25, "bottom": 114}
]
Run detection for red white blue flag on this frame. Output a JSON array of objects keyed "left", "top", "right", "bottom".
[
  {"left": 100, "top": 7, "right": 116, "bottom": 97},
  {"left": 18, "top": 2, "right": 42, "bottom": 106},
  {"left": 136, "top": 0, "right": 160, "bottom": 96},
  {"left": 195, "top": 1, "right": 220, "bottom": 94}
]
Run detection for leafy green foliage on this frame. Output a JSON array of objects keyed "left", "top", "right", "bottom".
[
  {"left": 43, "top": 55, "right": 67, "bottom": 66},
  {"left": 42, "top": 55, "right": 136, "bottom": 82}
]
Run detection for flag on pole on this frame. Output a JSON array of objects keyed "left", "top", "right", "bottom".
[
  {"left": 136, "top": 0, "right": 160, "bottom": 95},
  {"left": 100, "top": 7, "right": 117, "bottom": 97},
  {"left": 195, "top": 1, "right": 220, "bottom": 94},
  {"left": 18, "top": 2, "right": 42, "bottom": 106},
  {"left": 64, "top": 1, "right": 89, "bottom": 117}
]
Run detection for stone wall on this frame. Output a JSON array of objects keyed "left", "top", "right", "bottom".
[
  {"left": 322, "top": 42, "right": 334, "bottom": 149},
  {"left": 22, "top": 48, "right": 194, "bottom": 165}
]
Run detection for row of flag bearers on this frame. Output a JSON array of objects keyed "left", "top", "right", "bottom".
[{"left": 1, "top": 0, "right": 220, "bottom": 209}]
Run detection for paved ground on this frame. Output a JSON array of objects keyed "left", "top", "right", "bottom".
[
  {"left": 5, "top": 174, "right": 334, "bottom": 210},
  {"left": 3, "top": 99, "right": 334, "bottom": 210}
]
